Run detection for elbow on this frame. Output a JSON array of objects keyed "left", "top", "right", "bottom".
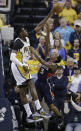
[{"left": 10, "top": 52, "right": 16, "bottom": 62}]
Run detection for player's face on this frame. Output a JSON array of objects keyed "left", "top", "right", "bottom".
[
  {"left": 50, "top": 49, "right": 58, "bottom": 62},
  {"left": 21, "top": 28, "right": 28, "bottom": 37}
]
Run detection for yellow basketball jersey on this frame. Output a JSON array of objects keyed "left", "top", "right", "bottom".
[{"left": 16, "top": 51, "right": 31, "bottom": 80}]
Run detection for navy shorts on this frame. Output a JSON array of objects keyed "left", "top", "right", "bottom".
[{"left": 35, "top": 80, "right": 53, "bottom": 105}]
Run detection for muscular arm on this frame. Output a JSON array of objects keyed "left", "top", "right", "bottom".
[
  {"left": 31, "top": 47, "right": 57, "bottom": 72},
  {"left": 34, "top": 3, "right": 63, "bottom": 33},
  {"left": 10, "top": 50, "right": 28, "bottom": 68},
  {"left": 64, "top": 102, "right": 70, "bottom": 114},
  {"left": 45, "top": 23, "right": 50, "bottom": 57},
  {"left": 10, "top": 50, "right": 23, "bottom": 67},
  {"left": 71, "top": 99, "right": 81, "bottom": 112}
]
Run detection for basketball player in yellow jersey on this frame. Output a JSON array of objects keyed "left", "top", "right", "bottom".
[
  {"left": 10, "top": 28, "right": 51, "bottom": 123},
  {"left": 10, "top": 4, "right": 62, "bottom": 123}
]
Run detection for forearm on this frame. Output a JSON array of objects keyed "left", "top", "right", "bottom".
[
  {"left": 71, "top": 100, "right": 81, "bottom": 111},
  {"left": 34, "top": 7, "right": 54, "bottom": 33},
  {"left": 45, "top": 29, "right": 50, "bottom": 57},
  {"left": 10, "top": 52, "right": 23, "bottom": 67},
  {"left": 32, "top": 50, "right": 47, "bottom": 66},
  {"left": 64, "top": 102, "right": 70, "bottom": 113}
]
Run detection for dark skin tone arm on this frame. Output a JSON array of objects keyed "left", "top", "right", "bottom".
[
  {"left": 30, "top": 47, "right": 57, "bottom": 72},
  {"left": 34, "top": 3, "right": 63, "bottom": 33},
  {"left": 36, "top": 23, "right": 50, "bottom": 58},
  {"left": 45, "top": 22, "right": 50, "bottom": 58}
]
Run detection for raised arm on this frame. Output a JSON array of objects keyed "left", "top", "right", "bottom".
[
  {"left": 30, "top": 47, "right": 57, "bottom": 72},
  {"left": 34, "top": 3, "right": 63, "bottom": 33},
  {"left": 70, "top": 96, "right": 81, "bottom": 112},
  {"left": 10, "top": 50, "right": 23, "bottom": 67},
  {"left": 44, "top": 22, "right": 50, "bottom": 58},
  {"left": 10, "top": 50, "right": 29, "bottom": 73}
]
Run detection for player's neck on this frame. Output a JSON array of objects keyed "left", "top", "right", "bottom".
[{"left": 19, "top": 36, "right": 26, "bottom": 42}]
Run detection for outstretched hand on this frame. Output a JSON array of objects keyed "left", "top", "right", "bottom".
[
  {"left": 51, "top": 3, "right": 63, "bottom": 14},
  {"left": 23, "top": 65, "right": 29, "bottom": 73}
]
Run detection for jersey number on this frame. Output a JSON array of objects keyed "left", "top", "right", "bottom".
[{"left": 40, "top": 68, "right": 44, "bottom": 75}]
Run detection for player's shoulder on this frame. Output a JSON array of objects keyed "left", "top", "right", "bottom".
[{"left": 13, "top": 38, "right": 24, "bottom": 51}]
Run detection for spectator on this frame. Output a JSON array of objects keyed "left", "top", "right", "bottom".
[
  {"left": 64, "top": 94, "right": 81, "bottom": 131},
  {"left": 69, "top": 67, "right": 81, "bottom": 93},
  {"left": 78, "top": 10, "right": 81, "bottom": 20},
  {"left": 51, "top": 31, "right": 65, "bottom": 47},
  {"left": 47, "top": 17, "right": 54, "bottom": 33},
  {"left": 76, "top": 0, "right": 81, "bottom": 14},
  {"left": 64, "top": 57, "right": 75, "bottom": 83},
  {"left": 36, "top": 35, "right": 47, "bottom": 60},
  {"left": 0, "top": 14, "right": 9, "bottom": 29},
  {"left": 59, "top": 0, "right": 77, "bottom": 28},
  {"left": 69, "top": 19, "right": 81, "bottom": 47},
  {"left": 58, "top": 0, "right": 66, "bottom": 4},
  {"left": 54, "top": 18, "right": 74, "bottom": 45},
  {"left": 50, "top": 65, "right": 68, "bottom": 113},
  {"left": 50, "top": 39, "right": 66, "bottom": 61},
  {"left": 68, "top": 39, "right": 81, "bottom": 68},
  {"left": 71, "top": 0, "right": 77, "bottom": 9},
  {"left": 77, "top": 81, "right": 81, "bottom": 94}
]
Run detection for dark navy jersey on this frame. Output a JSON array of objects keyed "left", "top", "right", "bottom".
[
  {"left": 38, "top": 58, "right": 51, "bottom": 81},
  {"left": 38, "top": 65, "right": 52, "bottom": 82},
  {"left": 38, "top": 56, "right": 62, "bottom": 82}
]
